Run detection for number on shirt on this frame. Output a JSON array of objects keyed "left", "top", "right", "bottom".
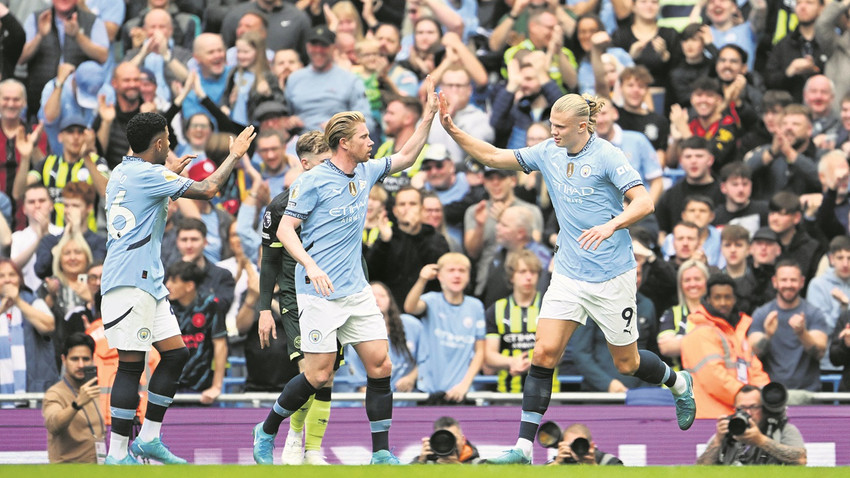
[
  {"left": 106, "top": 190, "right": 137, "bottom": 239},
  {"left": 622, "top": 307, "right": 634, "bottom": 328}
]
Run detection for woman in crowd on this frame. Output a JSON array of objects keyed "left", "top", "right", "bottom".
[
  {"left": 224, "top": 31, "right": 280, "bottom": 125},
  {"left": 657, "top": 259, "right": 709, "bottom": 369},
  {"left": 0, "top": 258, "right": 56, "bottom": 393}
]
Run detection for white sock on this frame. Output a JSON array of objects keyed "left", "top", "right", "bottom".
[
  {"left": 287, "top": 428, "right": 302, "bottom": 440},
  {"left": 515, "top": 438, "right": 533, "bottom": 456},
  {"left": 671, "top": 371, "right": 688, "bottom": 395},
  {"left": 109, "top": 434, "right": 129, "bottom": 459},
  {"left": 138, "top": 419, "right": 162, "bottom": 442},
  {"left": 305, "top": 450, "right": 322, "bottom": 458}
]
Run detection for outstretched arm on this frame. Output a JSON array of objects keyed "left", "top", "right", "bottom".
[
  {"left": 182, "top": 125, "right": 256, "bottom": 199},
  {"left": 439, "top": 92, "right": 524, "bottom": 171},
  {"left": 389, "top": 76, "right": 439, "bottom": 174}
]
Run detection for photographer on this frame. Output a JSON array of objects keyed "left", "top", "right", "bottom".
[
  {"left": 696, "top": 385, "right": 806, "bottom": 465},
  {"left": 42, "top": 332, "right": 105, "bottom": 463},
  {"left": 548, "top": 424, "right": 623, "bottom": 466},
  {"left": 416, "top": 416, "right": 482, "bottom": 464}
]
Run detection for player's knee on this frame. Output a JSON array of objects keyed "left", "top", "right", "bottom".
[
  {"left": 371, "top": 354, "right": 392, "bottom": 378},
  {"left": 532, "top": 342, "right": 562, "bottom": 368},
  {"left": 161, "top": 346, "right": 190, "bottom": 368},
  {"left": 306, "top": 369, "right": 333, "bottom": 389},
  {"left": 614, "top": 356, "right": 638, "bottom": 375}
]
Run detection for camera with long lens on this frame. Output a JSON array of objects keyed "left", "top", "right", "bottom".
[
  {"left": 727, "top": 410, "right": 751, "bottom": 436},
  {"left": 537, "top": 421, "right": 591, "bottom": 460},
  {"left": 427, "top": 429, "right": 458, "bottom": 460}
]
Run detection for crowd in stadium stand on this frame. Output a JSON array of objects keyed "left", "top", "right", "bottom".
[{"left": 3, "top": 0, "right": 850, "bottom": 411}]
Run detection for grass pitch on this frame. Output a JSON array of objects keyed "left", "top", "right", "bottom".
[{"left": 4, "top": 465, "right": 847, "bottom": 477}]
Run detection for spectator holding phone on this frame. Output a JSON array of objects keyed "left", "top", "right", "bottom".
[{"left": 43, "top": 332, "right": 105, "bottom": 463}]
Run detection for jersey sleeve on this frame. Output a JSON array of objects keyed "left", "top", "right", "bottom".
[
  {"left": 284, "top": 175, "right": 317, "bottom": 220},
  {"left": 367, "top": 156, "right": 393, "bottom": 184},
  {"left": 485, "top": 303, "right": 499, "bottom": 337},
  {"left": 473, "top": 298, "right": 486, "bottom": 340},
  {"left": 605, "top": 148, "right": 643, "bottom": 193},
  {"left": 261, "top": 192, "right": 289, "bottom": 247},
  {"left": 146, "top": 164, "right": 194, "bottom": 200},
  {"left": 513, "top": 139, "right": 549, "bottom": 173}
]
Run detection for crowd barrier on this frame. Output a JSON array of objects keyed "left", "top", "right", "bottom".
[{"left": 2, "top": 403, "right": 849, "bottom": 465}]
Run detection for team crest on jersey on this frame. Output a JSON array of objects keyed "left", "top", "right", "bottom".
[
  {"left": 137, "top": 328, "right": 151, "bottom": 342},
  {"left": 580, "top": 165, "right": 592, "bottom": 177},
  {"left": 192, "top": 313, "right": 206, "bottom": 328},
  {"left": 566, "top": 162, "right": 575, "bottom": 177},
  {"left": 291, "top": 184, "right": 300, "bottom": 199},
  {"left": 308, "top": 330, "right": 322, "bottom": 343},
  {"left": 348, "top": 181, "right": 357, "bottom": 196},
  {"left": 359, "top": 180, "right": 366, "bottom": 190}
]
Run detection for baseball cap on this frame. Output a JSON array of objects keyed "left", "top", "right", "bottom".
[
  {"left": 751, "top": 227, "right": 779, "bottom": 244},
  {"left": 188, "top": 159, "right": 216, "bottom": 182},
  {"left": 483, "top": 166, "right": 516, "bottom": 177},
  {"left": 74, "top": 61, "right": 107, "bottom": 110},
  {"left": 306, "top": 25, "right": 335, "bottom": 46},
  {"left": 59, "top": 114, "right": 87, "bottom": 132},
  {"left": 253, "top": 101, "right": 289, "bottom": 123},
  {"left": 422, "top": 144, "right": 450, "bottom": 163},
  {"left": 139, "top": 67, "right": 156, "bottom": 84}
]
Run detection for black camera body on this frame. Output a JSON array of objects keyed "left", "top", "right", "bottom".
[
  {"left": 727, "top": 410, "right": 751, "bottom": 436},
  {"left": 536, "top": 421, "right": 591, "bottom": 460},
  {"left": 427, "top": 429, "right": 458, "bottom": 460}
]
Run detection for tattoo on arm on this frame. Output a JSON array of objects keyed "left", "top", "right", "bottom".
[
  {"left": 758, "top": 438, "right": 806, "bottom": 465},
  {"left": 697, "top": 441, "right": 722, "bottom": 465},
  {"left": 183, "top": 154, "right": 239, "bottom": 199}
]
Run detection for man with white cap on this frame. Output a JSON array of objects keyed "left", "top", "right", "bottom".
[{"left": 39, "top": 61, "right": 110, "bottom": 155}]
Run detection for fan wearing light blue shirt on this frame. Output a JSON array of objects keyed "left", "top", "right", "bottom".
[
  {"left": 251, "top": 80, "right": 440, "bottom": 466},
  {"left": 101, "top": 113, "right": 256, "bottom": 465},
  {"left": 403, "top": 253, "right": 486, "bottom": 398},
  {"left": 440, "top": 92, "right": 698, "bottom": 465}
]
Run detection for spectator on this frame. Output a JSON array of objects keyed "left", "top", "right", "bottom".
[
  {"left": 175, "top": 113, "right": 212, "bottom": 162},
  {"left": 124, "top": 8, "right": 192, "bottom": 104},
  {"left": 78, "top": 0, "right": 124, "bottom": 43},
  {"left": 502, "top": 8, "right": 578, "bottom": 91},
  {"left": 181, "top": 33, "right": 230, "bottom": 127},
  {"left": 491, "top": 51, "right": 563, "bottom": 150},
  {"left": 284, "top": 26, "right": 375, "bottom": 135},
  {"left": 375, "top": 96, "right": 426, "bottom": 193},
  {"left": 483, "top": 250, "right": 544, "bottom": 393},
  {"left": 768, "top": 191, "right": 824, "bottom": 285},
  {"left": 223, "top": 31, "right": 280, "bottom": 126},
  {"left": 668, "top": 23, "right": 716, "bottom": 109},
  {"left": 223, "top": 12, "right": 274, "bottom": 68},
  {"left": 594, "top": 99, "right": 662, "bottom": 203},
  {"left": 363, "top": 184, "right": 389, "bottom": 248},
  {"left": 173, "top": 218, "right": 236, "bottom": 316},
  {"left": 464, "top": 167, "right": 544, "bottom": 289},
  {"left": 415, "top": 416, "right": 482, "bottom": 464},
  {"left": 216, "top": 220, "right": 258, "bottom": 336},
  {"left": 488, "top": 0, "right": 576, "bottom": 53},
  {"left": 121, "top": 0, "right": 199, "bottom": 53},
  {"left": 662, "top": 196, "right": 723, "bottom": 267},
  {"left": 655, "top": 137, "right": 724, "bottom": 241},
  {"left": 93, "top": 62, "right": 143, "bottom": 170},
  {"left": 220, "top": 0, "right": 310, "bottom": 53},
  {"left": 571, "top": 15, "right": 633, "bottom": 95},
  {"left": 422, "top": 192, "right": 462, "bottom": 253},
  {"left": 0, "top": 258, "right": 57, "bottom": 393},
  {"left": 764, "top": 0, "right": 825, "bottom": 102},
  {"left": 253, "top": 130, "right": 293, "bottom": 196},
  {"left": 682, "top": 274, "right": 770, "bottom": 418},
  {"left": 701, "top": 0, "right": 759, "bottom": 70},
  {"left": 373, "top": 23, "right": 419, "bottom": 97},
  {"left": 182, "top": 157, "right": 236, "bottom": 261},
  {"left": 10, "top": 184, "right": 61, "bottom": 292},
  {"left": 270, "top": 48, "right": 303, "bottom": 97},
  {"left": 42, "top": 332, "right": 104, "bottom": 463},
  {"left": 740, "top": 90, "right": 794, "bottom": 155},
  {"left": 696, "top": 384, "right": 807, "bottom": 465},
  {"left": 803, "top": 75, "right": 840, "bottom": 145},
  {"left": 719, "top": 225, "right": 758, "bottom": 315},
  {"left": 667, "top": 221, "right": 702, "bottom": 269},
  {"left": 805, "top": 236, "right": 850, "bottom": 373},
  {"left": 611, "top": 0, "right": 679, "bottom": 93},
  {"left": 367, "top": 186, "right": 449, "bottom": 308},
  {"left": 165, "top": 261, "right": 226, "bottom": 403},
  {"left": 0, "top": 4, "right": 24, "bottom": 81},
  {"left": 405, "top": 253, "right": 485, "bottom": 402},
  {"left": 480, "top": 206, "right": 551, "bottom": 306},
  {"left": 811, "top": 150, "right": 850, "bottom": 241},
  {"left": 713, "top": 162, "right": 769, "bottom": 236},
  {"left": 747, "top": 226, "right": 782, "bottom": 308},
  {"left": 20, "top": 0, "right": 110, "bottom": 121},
  {"left": 29, "top": 115, "right": 108, "bottom": 230},
  {"left": 815, "top": 0, "right": 850, "bottom": 114},
  {"left": 549, "top": 423, "right": 623, "bottom": 465},
  {"left": 3, "top": 82, "right": 47, "bottom": 230},
  {"left": 749, "top": 260, "right": 830, "bottom": 392},
  {"left": 669, "top": 77, "right": 743, "bottom": 173},
  {"left": 39, "top": 61, "right": 108, "bottom": 157},
  {"left": 616, "top": 66, "right": 670, "bottom": 162},
  {"left": 428, "top": 66, "right": 493, "bottom": 163},
  {"left": 658, "top": 259, "right": 709, "bottom": 369},
  {"left": 33, "top": 182, "right": 106, "bottom": 281},
  {"left": 420, "top": 144, "right": 482, "bottom": 245},
  {"left": 714, "top": 45, "right": 763, "bottom": 122}
]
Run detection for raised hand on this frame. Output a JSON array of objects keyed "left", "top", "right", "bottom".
[
  {"left": 64, "top": 12, "right": 80, "bottom": 38},
  {"left": 15, "top": 122, "right": 44, "bottom": 159},
  {"left": 764, "top": 310, "right": 779, "bottom": 338},
  {"left": 229, "top": 125, "right": 257, "bottom": 158},
  {"left": 98, "top": 94, "right": 116, "bottom": 123},
  {"left": 37, "top": 9, "right": 52, "bottom": 37},
  {"left": 56, "top": 63, "right": 76, "bottom": 86},
  {"left": 166, "top": 151, "right": 197, "bottom": 174},
  {"left": 422, "top": 75, "right": 438, "bottom": 119},
  {"left": 419, "top": 263, "right": 439, "bottom": 281}
]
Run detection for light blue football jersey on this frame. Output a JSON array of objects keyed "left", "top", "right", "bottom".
[
  {"left": 515, "top": 135, "right": 642, "bottom": 282},
  {"left": 416, "top": 292, "right": 486, "bottom": 394},
  {"left": 285, "top": 157, "right": 391, "bottom": 299},
  {"left": 101, "top": 156, "right": 194, "bottom": 299}
]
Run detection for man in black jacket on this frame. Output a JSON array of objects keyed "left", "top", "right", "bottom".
[{"left": 366, "top": 186, "right": 449, "bottom": 307}]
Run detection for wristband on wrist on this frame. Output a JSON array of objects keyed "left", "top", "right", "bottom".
[
  {"left": 509, "top": 12, "right": 519, "bottom": 20},
  {"left": 71, "top": 401, "right": 82, "bottom": 411}
]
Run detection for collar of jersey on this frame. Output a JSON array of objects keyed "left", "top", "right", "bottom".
[
  {"left": 325, "top": 159, "right": 356, "bottom": 178},
  {"left": 567, "top": 134, "right": 596, "bottom": 158},
  {"left": 122, "top": 155, "right": 145, "bottom": 163}
]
